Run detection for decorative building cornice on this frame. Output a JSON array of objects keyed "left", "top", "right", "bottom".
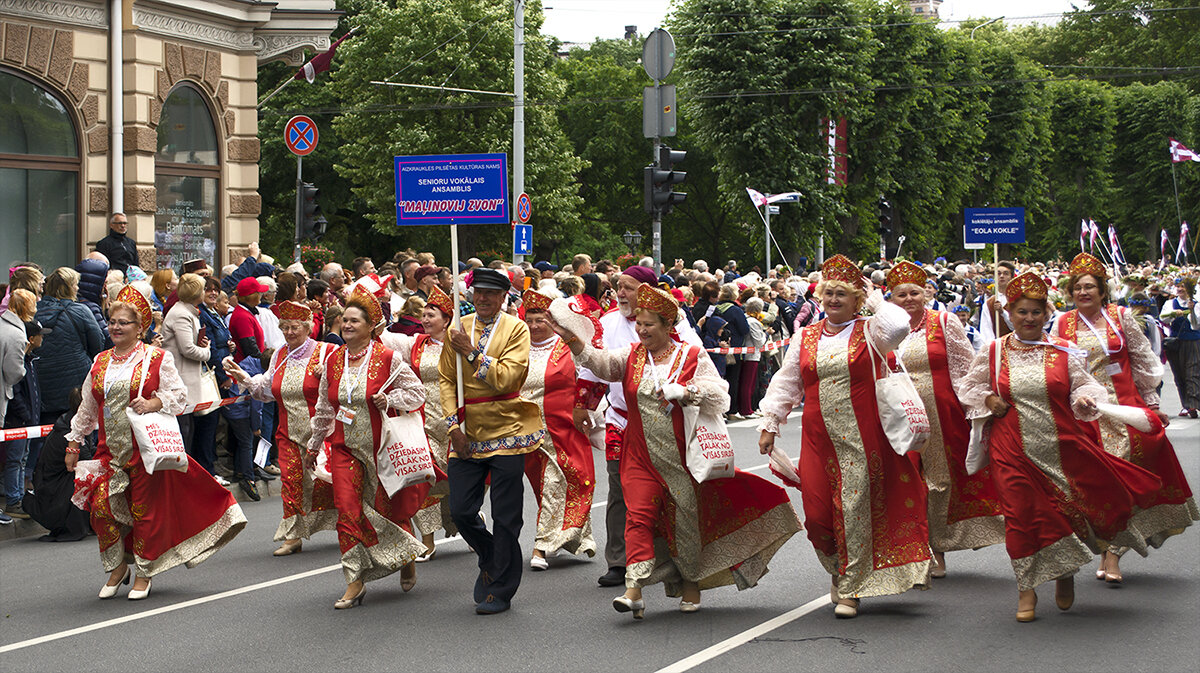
[
  {"left": 0, "top": 0, "right": 107, "bottom": 29},
  {"left": 132, "top": 6, "right": 256, "bottom": 51},
  {"left": 253, "top": 33, "right": 331, "bottom": 66}
]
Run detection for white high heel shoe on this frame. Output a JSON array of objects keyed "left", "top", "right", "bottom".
[
  {"left": 127, "top": 578, "right": 152, "bottom": 601},
  {"left": 99, "top": 567, "right": 131, "bottom": 599}
]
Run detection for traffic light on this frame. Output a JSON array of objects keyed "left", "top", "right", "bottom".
[
  {"left": 878, "top": 198, "right": 892, "bottom": 238},
  {"left": 299, "top": 182, "right": 327, "bottom": 241},
  {"left": 644, "top": 145, "right": 687, "bottom": 215}
]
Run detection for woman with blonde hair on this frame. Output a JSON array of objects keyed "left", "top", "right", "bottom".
[
  {"left": 758, "top": 255, "right": 932, "bottom": 619},
  {"left": 148, "top": 269, "right": 176, "bottom": 312}
]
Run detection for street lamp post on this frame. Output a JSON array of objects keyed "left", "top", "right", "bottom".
[
  {"left": 622, "top": 230, "right": 643, "bottom": 257},
  {"left": 970, "top": 16, "right": 1004, "bottom": 39}
]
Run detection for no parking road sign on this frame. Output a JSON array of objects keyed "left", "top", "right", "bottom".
[
  {"left": 516, "top": 192, "right": 531, "bottom": 224},
  {"left": 285, "top": 115, "right": 318, "bottom": 156}
]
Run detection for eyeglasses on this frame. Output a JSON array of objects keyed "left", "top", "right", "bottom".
[{"left": 108, "top": 319, "right": 138, "bottom": 327}]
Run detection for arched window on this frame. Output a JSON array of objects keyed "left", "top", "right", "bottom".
[
  {"left": 155, "top": 82, "right": 220, "bottom": 271},
  {"left": 0, "top": 68, "right": 80, "bottom": 270}
]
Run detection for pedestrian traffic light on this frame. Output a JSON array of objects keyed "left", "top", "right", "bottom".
[
  {"left": 299, "top": 182, "right": 327, "bottom": 241},
  {"left": 644, "top": 145, "right": 687, "bottom": 215}
]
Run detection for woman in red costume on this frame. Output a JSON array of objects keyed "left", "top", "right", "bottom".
[
  {"left": 379, "top": 285, "right": 457, "bottom": 562},
  {"left": 307, "top": 285, "right": 429, "bottom": 609},
  {"left": 553, "top": 284, "right": 800, "bottom": 619},
  {"left": 224, "top": 300, "right": 339, "bottom": 556},
  {"left": 960, "top": 272, "right": 1165, "bottom": 622},
  {"left": 886, "top": 261, "right": 1005, "bottom": 578},
  {"left": 757, "top": 254, "right": 931, "bottom": 619},
  {"left": 1053, "top": 253, "right": 1198, "bottom": 583},
  {"left": 520, "top": 289, "right": 596, "bottom": 570},
  {"left": 66, "top": 285, "right": 246, "bottom": 600}
]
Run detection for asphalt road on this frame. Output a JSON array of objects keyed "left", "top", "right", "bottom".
[{"left": 1, "top": 379, "right": 1197, "bottom": 673}]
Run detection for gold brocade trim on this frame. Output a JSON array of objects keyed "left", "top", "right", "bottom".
[
  {"left": 935, "top": 514, "right": 1006, "bottom": 553},
  {"left": 135, "top": 504, "right": 247, "bottom": 578},
  {"left": 1111, "top": 499, "right": 1200, "bottom": 557},
  {"left": 279, "top": 351, "right": 315, "bottom": 447},
  {"left": 1007, "top": 346, "right": 1073, "bottom": 499},
  {"left": 815, "top": 337, "right": 874, "bottom": 584},
  {"left": 626, "top": 559, "right": 656, "bottom": 589},
  {"left": 418, "top": 341, "right": 449, "bottom": 452},
  {"left": 340, "top": 506, "right": 424, "bottom": 585},
  {"left": 413, "top": 500, "right": 457, "bottom": 538},
  {"left": 1073, "top": 324, "right": 1132, "bottom": 460},
  {"left": 1010, "top": 533, "right": 1094, "bottom": 591},
  {"left": 275, "top": 510, "right": 339, "bottom": 543},
  {"left": 836, "top": 558, "right": 931, "bottom": 600}
]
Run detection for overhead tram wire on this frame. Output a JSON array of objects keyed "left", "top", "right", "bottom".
[{"left": 379, "top": 14, "right": 494, "bottom": 84}]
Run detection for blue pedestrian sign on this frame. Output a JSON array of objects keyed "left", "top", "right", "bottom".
[
  {"left": 964, "top": 207, "right": 1026, "bottom": 245},
  {"left": 514, "top": 224, "right": 532, "bottom": 256},
  {"left": 284, "top": 115, "right": 318, "bottom": 156},
  {"left": 394, "top": 153, "right": 509, "bottom": 227}
]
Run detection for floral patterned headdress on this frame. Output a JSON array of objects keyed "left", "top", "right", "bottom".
[
  {"left": 1067, "top": 252, "right": 1107, "bottom": 279},
  {"left": 113, "top": 284, "right": 153, "bottom": 332},
  {"left": 348, "top": 284, "right": 385, "bottom": 328},
  {"left": 277, "top": 300, "right": 313, "bottom": 322},
  {"left": 885, "top": 260, "right": 925, "bottom": 289},
  {"left": 1005, "top": 271, "right": 1049, "bottom": 304},
  {"left": 821, "top": 254, "right": 865, "bottom": 290}
]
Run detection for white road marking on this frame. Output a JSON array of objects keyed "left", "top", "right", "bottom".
[
  {"left": 2, "top": 462, "right": 777, "bottom": 654},
  {"left": 655, "top": 595, "right": 829, "bottom": 673}
]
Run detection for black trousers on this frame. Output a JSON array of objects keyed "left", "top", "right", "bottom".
[{"left": 448, "top": 453, "right": 525, "bottom": 604}]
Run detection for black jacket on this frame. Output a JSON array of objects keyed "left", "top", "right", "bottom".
[{"left": 95, "top": 229, "right": 138, "bottom": 274}]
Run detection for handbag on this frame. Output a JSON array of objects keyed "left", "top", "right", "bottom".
[
  {"left": 124, "top": 351, "right": 189, "bottom": 474},
  {"left": 193, "top": 364, "right": 220, "bottom": 416},
  {"left": 373, "top": 364, "right": 435, "bottom": 497},
  {"left": 866, "top": 329, "right": 931, "bottom": 456},
  {"left": 654, "top": 345, "right": 734, "bottom": 482}
]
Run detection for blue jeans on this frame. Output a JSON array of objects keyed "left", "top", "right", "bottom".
[
  {"left": 223, "top": 415, "right": 256, "bottom": 481},
  {"left": 4, "top": 438, "right": 29, "bottom": 506}
]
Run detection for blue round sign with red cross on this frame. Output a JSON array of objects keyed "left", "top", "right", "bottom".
[
  {"left": 284, "top": 115, "right": 318, "bottom": 156},
  {"left": 516, "top": 192, "right": 531, "bottom": 224}
]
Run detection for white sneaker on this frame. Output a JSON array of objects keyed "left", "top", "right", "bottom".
[
  {"left": 530, "top": 555, "right": 549, "bottom": 571},
  {"left": 214, "top": 475, "right": 231, "bottom": 486}
]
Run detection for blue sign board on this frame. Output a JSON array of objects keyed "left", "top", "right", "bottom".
[
  {"left": 514, "top": 224, "right": 532, "bottom": 255},
  {"left": 394, "top": 153, "right": 509, "bottom": 226},
  {"left": 964, "top": 207, "right": 1026, "bottom": 245}
]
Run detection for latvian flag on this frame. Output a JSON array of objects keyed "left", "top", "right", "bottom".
[
  {"left": 1169, "top": 138, "right": 1200, "bottom": 163},
  {"left": 294, "top": 29, "right": 357, "bottom": 84}
]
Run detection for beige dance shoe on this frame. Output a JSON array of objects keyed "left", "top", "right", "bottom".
[{"left": 98, "top": 566, "right": 131, "bottom": 599}]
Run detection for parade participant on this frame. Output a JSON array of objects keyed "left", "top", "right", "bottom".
[
  {"left": 979, "top": 261, "right": 1016, "bottom": 342},
  {"left": 378, "top": 285, "right": 456, "bottom": 561},
  {"left": 575, "top": 265, "right": 703, "bottom": 588},
  {"left": 1160, "top": 275, "right": 1200, "bottom": 418},
  {"left": 556, "top": 284, "right": 800, "bottom": 619},
  {"left": 225, "top": 300, "right": 339, "bottom": 556},
  {"left": 439, "top": 267, "right": 545, "bottom": 615},
  {"left": 886, "top": 261, "right": 1005, "bottom": 578},
  {"left": 65, "top": 285, "right": 246, "bottom": 600},
  {"left": 306, "top": 286, "right": 428, "bottom": 609},
  {"left": 758, "top": 255, "right": 932, "bottom": 619},
  {"left": 959, "top": 272, "right": 1164, "bottom": 622},
  {"left": 519, "top": 289, "right": 597, "bottom": 569},
  {"left": 1054, "top": 253, "right": 1198, "bottom": 583}
]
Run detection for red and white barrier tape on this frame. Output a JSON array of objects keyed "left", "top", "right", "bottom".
[
  {"left": 1, "top": 395, "right": 250, "bottom": 442},
  {"left": 705, "top": 338, "right": 791, "bottom": 355}
]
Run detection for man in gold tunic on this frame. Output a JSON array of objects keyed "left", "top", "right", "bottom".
[{"left": 439, "top": 268, "right": 544, "bottom": 615}]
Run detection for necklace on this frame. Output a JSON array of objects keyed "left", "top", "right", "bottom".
[
  {"left": 346, "top": 343, "right": 370, "bottom": 361},
  {"left": 111, "top": 346, "right": 138, "bottom": 362}
]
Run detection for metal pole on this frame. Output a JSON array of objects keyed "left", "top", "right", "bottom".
[
  {"left": 765, "top": 206, "right": 771, "bottom": 272},
  {"left": 294, "top": 155, "right": 302, "bottom": 264},
  {"left": 993, "top": 242, "right": 1001, "bottom": 339},
  {"left": 450, "top": 224, "right": 465, "bottom": 432},
  {"left": 652, "top": 78, "right": 662, "bottom": 272},
  {"left": 110, "top": 0, "right": 124, "bottom": 214},
  {"left": 818, "top": 229, "right": 825, "bottom": 265},
  {"left": 1172, "top": 161, "right": 1184, "bottom": 228},
  {"left": 512, "top": 0, "right": 525, "bottom": 265}
]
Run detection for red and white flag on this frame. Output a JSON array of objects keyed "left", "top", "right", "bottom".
[
  {"left": 1169, "top": 138, "right": 1200, "bottom": 163},
  {"left": 1088, "top": 219, "right": 1100, "bottom": 251},
  {"left": 294, "top": 29, "right": 357, "bottom": 84},
  {"left": 822, "top": 117, "right": 848, "bottom": 186},
  {"left": 1180, "top": 222, "right": 1191, "bottom": 262},
  {"left": 746, "top": 188, "right": 768, "bottom": 208},
  {"left": 1080, "top": 219, "right": 1088, "bottom": 253},
  {"left": 1161, "top": 229, "right": 1171, "bottom": 258},
  {"left": 1108, "top": 225, "right": 1126, "bottom": 265}
]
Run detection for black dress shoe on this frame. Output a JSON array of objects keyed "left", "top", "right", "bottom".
[
  {"left": 240, "top": 479, "right": 261, "bottom": 501},
  {"left": 598, "top": 566, "right": 625, "bottom": 587},
  {"left": 475, "top": 595, "right": 510, "bottom": 615},
  {"left": 254, "top": 466, "right": 277, "bottom": 481},
  {"left": 474, "top": 570, "right": 491, "bottom": 604}
]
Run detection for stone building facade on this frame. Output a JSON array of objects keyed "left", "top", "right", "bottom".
[{"left": 1, "top": 0, "right": 337, "bottom": 272}]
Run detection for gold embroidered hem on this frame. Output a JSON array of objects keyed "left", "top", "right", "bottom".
[
  {"left": 1011, "top": 533, "right": 1094, "bottom": 591},
  {"left": 626, "top": 559, "right": 657, "bottom": 589},
  {"left": 530, "top": 446, "right": 597, "bottom": 557},
  {"left": 413, "top": 500, "right": 458, "bottom": 538},
  {"left": 835, "top": 558, "right": 931, "bottom": 600},
  {"left": 137, "top": 504, "right": 248, "bottom": 578},
  {"left": 931, "top": 507, "right": 1006, "bottom": 553},
  {"left": 1110, "top": 499, "right": 1200, "bottom": 558},
  {"left": 275, "top": 509, "right": 339, "bottom": 543},
  {"left": 340, "top": 507, "right": 425, "bottom": 585}
]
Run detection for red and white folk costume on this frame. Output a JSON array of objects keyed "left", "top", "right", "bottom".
[
  {"left": 885, "top": 262, "right": 1005, "bottom": 554},
  {"left": 520, "top": 290, "right": 597, "bottom": 557},
  {"left": 67, "top": 285, "right": 246, "bottom": 577},
  {"left": 560, "top": 286, "right": 800, "bottom": 593},
  {"left": 242, "top": 301, "right": 339, "bottom": 543},
  {"left": 759, "top": 255, "right": 932, "bottom": 600},
  {"left": 379, "top": 285, "right": 457, "bottom": 540},
  {"left": 307, "top": 287, "right": 429, "bottom": 585},
  {"left": 1053, "top": 254, "right": 1198, "bottom": 551},
  {"left": 959, "top": 272, "right": 1165, "bottom": 591}
]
